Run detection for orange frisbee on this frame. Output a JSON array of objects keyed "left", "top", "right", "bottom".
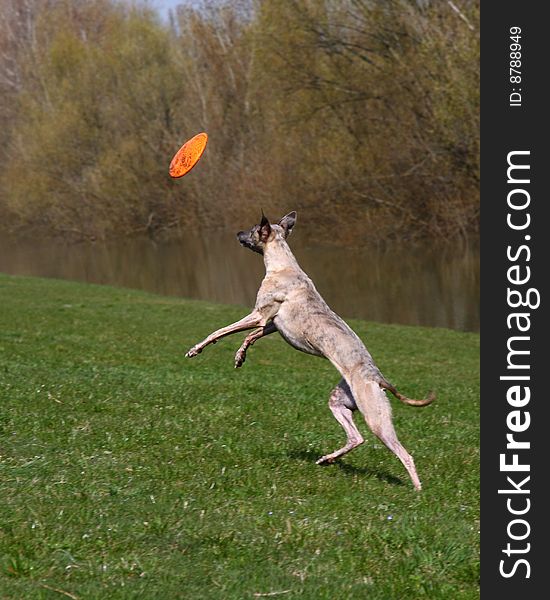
[{"left": 169, "top": 132, "right": 208, "bottom": 178}]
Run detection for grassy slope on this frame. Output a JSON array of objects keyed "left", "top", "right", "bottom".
[{"left": 0, "top": 274, "right": 479, "bottom": 599}]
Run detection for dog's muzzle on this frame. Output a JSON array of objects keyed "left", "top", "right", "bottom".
[{"left": 237, "top": 231, "right": 251, "bottom": 247}]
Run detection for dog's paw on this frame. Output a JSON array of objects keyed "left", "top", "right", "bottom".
[
  {"left": 185, "top": 345, "right": 202, "bottom": 358},
  {"left": 234, "top": 350, "right": 246, "bottom": 368},
  {"left": 315, "top": 455, "right": 336, "bottom": 465}
]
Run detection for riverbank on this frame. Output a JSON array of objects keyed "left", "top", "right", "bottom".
[{"left": 0, "top": 274, "right": 479, "bottom": 598}]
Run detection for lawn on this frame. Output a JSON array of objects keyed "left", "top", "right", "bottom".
[{"left": 0, "top": 274, "right": 479, "bottom": 599}]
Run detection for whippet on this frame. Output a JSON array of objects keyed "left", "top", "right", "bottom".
[{"left": 186, "top": 212, "right": 434, "bottom": 490}]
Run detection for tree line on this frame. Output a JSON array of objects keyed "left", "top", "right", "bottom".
[{"left": 0, "top": 0, "right": 479, "bottom": 244}]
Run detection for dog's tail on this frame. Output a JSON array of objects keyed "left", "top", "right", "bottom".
[{"left": 379, "top": 379, "right": 435, "bottom": 407}]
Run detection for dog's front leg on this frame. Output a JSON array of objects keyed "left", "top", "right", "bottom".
[
  {"left": 185, "top": 310, "right": 266, "bottom": 358},
  {"left": 234, "top": 322, "right": 278, "bottom": 368}
]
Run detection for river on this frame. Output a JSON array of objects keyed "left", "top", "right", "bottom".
[{"left": 0, "top": 233, "right": 479, "bottom": 332}]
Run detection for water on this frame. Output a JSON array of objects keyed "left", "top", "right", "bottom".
[{"left": 0, "top": 232, "right": 479, "bottom": 332}]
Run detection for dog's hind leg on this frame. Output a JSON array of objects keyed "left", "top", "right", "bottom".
[
  {"left": 350, "top": 377, "right": 422, "bottom": 490},
  {"left": 316, "top": 380, "right": 364, "bottom": 465}
]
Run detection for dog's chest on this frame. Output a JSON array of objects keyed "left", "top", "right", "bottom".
[
  {"left": 273, "top": 302, "right": 324, "bottom": 357},
  {"left": 275, "top": 320, "right": 323, "bottom": 356}
]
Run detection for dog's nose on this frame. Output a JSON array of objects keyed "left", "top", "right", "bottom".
[{"left": 237, "top": 231, "right": 246, "bottom": 243}]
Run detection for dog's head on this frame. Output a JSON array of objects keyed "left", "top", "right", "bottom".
[{"left": 237, "top": 211, "right": 296, "bottom": 254}]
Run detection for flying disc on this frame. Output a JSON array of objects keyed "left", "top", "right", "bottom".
[{"left": 169, "top": 132, "right": 208, "bottom": 178}]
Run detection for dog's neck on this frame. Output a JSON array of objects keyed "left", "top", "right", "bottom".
[{"left": 263, "top": 236, "right": 300, "bottom": 274}]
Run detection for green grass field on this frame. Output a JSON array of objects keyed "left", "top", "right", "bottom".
[{"left": 0, "top": 274, "right": 479, "bottom": 599}]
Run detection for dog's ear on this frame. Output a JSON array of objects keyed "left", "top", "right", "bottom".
[
  {"left": 259, "top": 212, "right": 271, "bottom": 242},
  {"left": 278, "top": 211, "right": 297, "bottom": 237}
]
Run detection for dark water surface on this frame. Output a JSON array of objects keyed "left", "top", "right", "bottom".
[{"left": 0, "top": 232, "right": 479, "bottom": 332}]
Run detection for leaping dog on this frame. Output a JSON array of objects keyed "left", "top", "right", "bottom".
[{"left": 186, "top": 212, "right": 434, "bottom": 490}]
